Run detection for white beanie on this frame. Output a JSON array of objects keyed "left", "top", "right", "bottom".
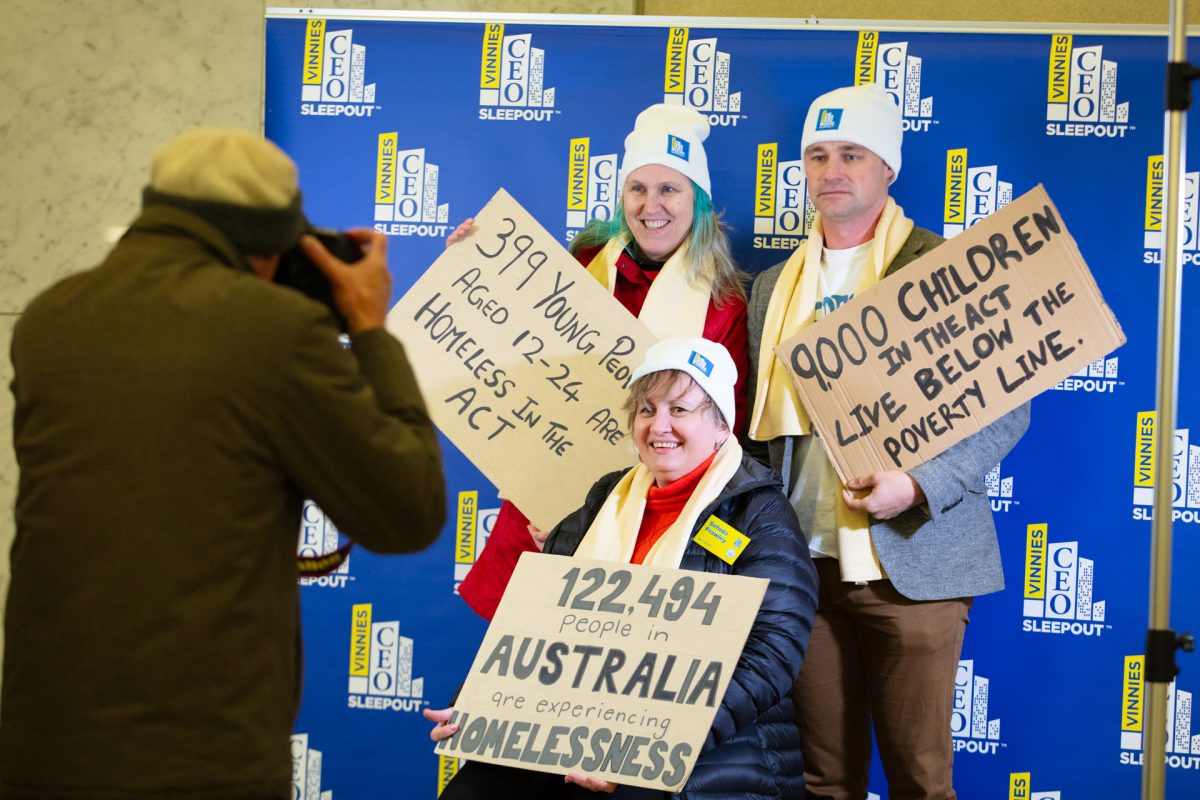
[
  {"left": 620, "top": 104, "right": 712, "bottom": 198},
  {"left": 143, "top": 127, "right": 307, "bottom": 253},
  {"left": 150, "top": 128, "right": 299, "bottom": 208},
  {"left": 630, "top": 338, "right": 736, "bottom": 428},
  {"left": 801, "top": 84, "right": 903, "bottom": 183}
]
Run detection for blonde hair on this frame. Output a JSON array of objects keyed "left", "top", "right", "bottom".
[{"left": 622, "top": 370, "right": 729, "bottom": 432}]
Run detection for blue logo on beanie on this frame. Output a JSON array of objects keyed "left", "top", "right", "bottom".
[
  {"left": 816, "top": 108, "right": 843, "bottom": 131},
  {"left": 668, "top": 134, "right": 690, "bottom": 161},
  {"left": 688, "top": 351, "right": 713, "bottom": 376}
]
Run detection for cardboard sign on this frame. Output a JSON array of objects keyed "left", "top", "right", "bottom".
[
  {"left": 387, "top": 189, "right": 655, "bottom": 530},
  {"left": 436, "top": 553, "right": 768, "bottom": 791},
  {"left": 777, "top": 185, "right": 1125, "bottom": 481}
]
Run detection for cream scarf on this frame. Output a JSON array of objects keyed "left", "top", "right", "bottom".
[
  {"left": 574, "top": 438, "right": 743, "bottom": 568},
  {"left": 747, "top": 198, "right": 912, "bottom": 582},
  {"left": 585, "top": 233, "right": 711, "bottom": 339}
]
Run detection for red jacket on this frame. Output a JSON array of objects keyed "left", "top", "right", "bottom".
[{"left": 457, "top": 243, "right": 749, "bottom": 620}]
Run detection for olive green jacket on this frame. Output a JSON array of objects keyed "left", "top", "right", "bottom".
[{"left": 3, "top": 206, "right": 445, "bottom": 798}]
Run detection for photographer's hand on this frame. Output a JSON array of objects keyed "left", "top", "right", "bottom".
[{"left": 300, "top": 229, "right": 391, "bottom": 336}]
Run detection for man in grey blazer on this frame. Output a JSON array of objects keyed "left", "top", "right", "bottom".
[{"left": 746, "top": 85, "right": 1028, "bottom": 800}]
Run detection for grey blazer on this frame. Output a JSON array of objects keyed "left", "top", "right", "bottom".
[{"left": 746, "top": 226, "right": 1030, "bottom": 601}]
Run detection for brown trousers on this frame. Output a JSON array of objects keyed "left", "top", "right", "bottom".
[{"left": 794, "top": 558, "right": 971, "bottom": 800}]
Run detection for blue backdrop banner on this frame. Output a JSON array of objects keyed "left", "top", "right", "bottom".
[{"left": 265, "top": 10, "right": 1199, "bottom": 799}]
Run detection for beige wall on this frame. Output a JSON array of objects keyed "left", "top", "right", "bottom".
[
  {"left": 0, "top": 0, "right": 1184, "bottom": 676},
  {"left": 644, "top": 1, "right": 1193, "bottom": 25}
]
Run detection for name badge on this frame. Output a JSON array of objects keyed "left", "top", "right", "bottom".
[{"left": 693, "top": 515, "right": 749, "bottom": 565}]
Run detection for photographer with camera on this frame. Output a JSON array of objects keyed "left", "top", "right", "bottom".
[{"left": 1, "top": 128, "right": 446, "bottom": 799}]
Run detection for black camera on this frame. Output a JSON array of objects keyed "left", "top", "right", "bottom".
[{"left": 274, "top": 227, "right": 363, "bottom": 331}]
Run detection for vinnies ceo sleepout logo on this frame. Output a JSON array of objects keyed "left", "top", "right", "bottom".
[
  {"left": 985, "top": 463, "right": 1017, "bottom": 513},
  {"left": 299, "top": 19, "right": 379, "bottom": 117},
  {"left": 1021, "top": 523, "right": 1109, "bottom": 637},
  {"left": 565, "top": 137, "right": 618, "bottom": 241},
  {"left": 663, "top": 28, "right": 744, "bottom": 126},
  {"left": 291, "top": 734, "right": 334, "bottom": 800},
  {"left": 953, "top": 660, "right": 1003, "bottom": 755},
  {"left": 1050, "top": 355, "right": 1122, "bottom": 395},
  {"left": 1045, "top": 35, "right": 1131, "bottom": 138},
  {"left": 1007, "top": 772, "right": 1062, "bottom": 799},
  {"left": 855, "top": 32, "right": 936, "bottom": 132},
  {"left": 478, "top": 24, "right": 558, "bottom": 122},
  {"left": 297, "top": 500, "right": 351, "bottom": 589},
  {"left": 1118, "top": 655, "right": 1200, "bottom": 769},
  {"left": 439, "top": 754, "right": 463, "bottom": 796},
  {"left": 454, "top": 490, "right": 500, "bottom": 596},
  {"left": 943, "top": 148, "right": 1012, "bottom": 238},
  {"left": 1143, "top": 154, "right": 1200, "bottom": 265},
  {"left": 753, "top": 143, "right": 813, "bottom": 251},
  {"left": 1132, "top": 411, "right": 1200, "bottom": 524},
  {"left": 347, "top": 604, "right": 427, "bottom": 712},
  {"left": 373, "top": 133, "right": 450, "bottom": 238}
]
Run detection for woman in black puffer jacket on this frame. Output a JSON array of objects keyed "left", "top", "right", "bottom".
[
  {"left": 544, "top": 456, "right": 818, "bottom": 799},
  {"left": 432, "top": 338, "right": 817, "bottom": 800}
]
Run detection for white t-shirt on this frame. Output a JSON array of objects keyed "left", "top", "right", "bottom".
[{"left": 789, "top": 242, "right": 871, "bottom": 561}]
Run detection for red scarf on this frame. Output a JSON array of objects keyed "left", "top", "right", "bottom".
[{"left": 631, "top": 452, "right": 718, "bottom": 565}]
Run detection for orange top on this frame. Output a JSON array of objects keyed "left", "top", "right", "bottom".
[{"left": 631, "top": 451, "right": 719, "bottom": 565}]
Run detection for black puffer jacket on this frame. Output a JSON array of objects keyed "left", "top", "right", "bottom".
[{"left": 544, "top": 454, "right": 818, "bottom": 800}]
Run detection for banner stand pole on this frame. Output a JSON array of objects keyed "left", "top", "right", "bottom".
[{"left": 1144, "top": 2, "right": 1197, "bottom": 798}]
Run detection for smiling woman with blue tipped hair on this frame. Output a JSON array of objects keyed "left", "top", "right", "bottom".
[{"left": 453, "top": 103, "right": 752, "bottom": 625}]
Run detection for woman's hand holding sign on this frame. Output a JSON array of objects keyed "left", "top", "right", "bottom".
[
  {"left": 564, "top": 773, "right": 617, "bottom": 793},
  {"left": 445, "top": 218, "right": 476, "bottom": 248},
  {"left": 424, "top": 707, "right": 619, "bottom": 793},
  {"left": 422, "top": 707, "right": 458, "bottom": 741}
]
